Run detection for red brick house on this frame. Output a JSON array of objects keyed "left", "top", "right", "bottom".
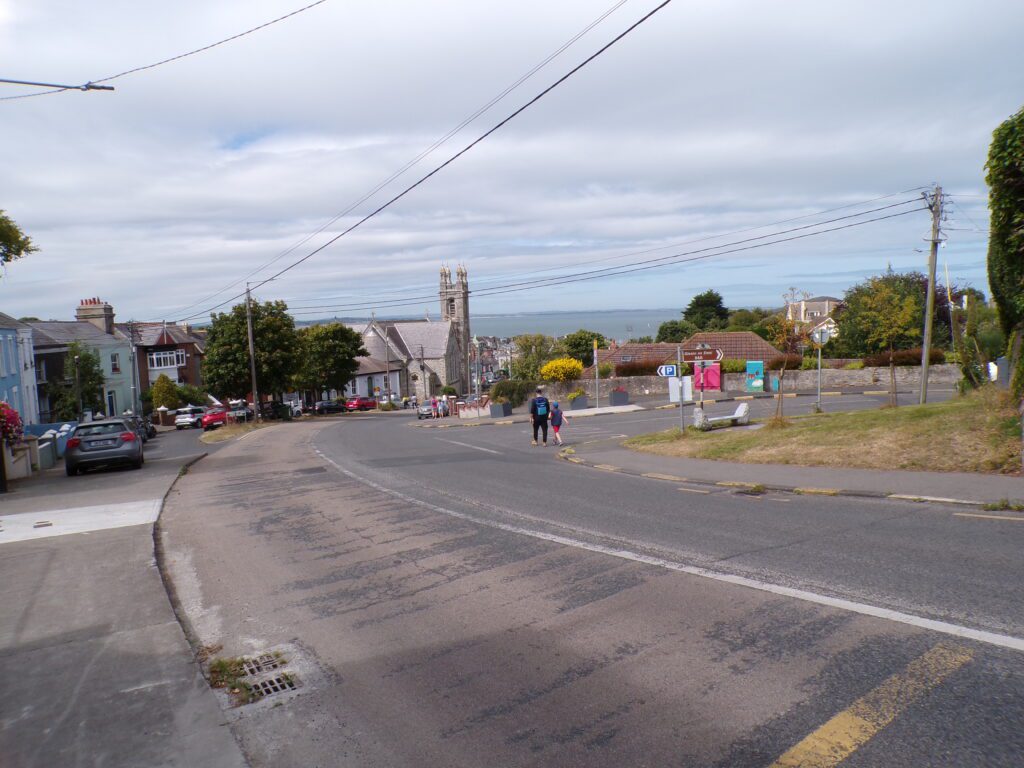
[{"left": 117, "top": 322, "right": 205, "bottom": 391}]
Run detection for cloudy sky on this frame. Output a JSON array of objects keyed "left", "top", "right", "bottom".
[{"left": 1, "top": 0, "right": 1020, "bottom": 324}]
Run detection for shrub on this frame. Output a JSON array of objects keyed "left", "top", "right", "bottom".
[
  {"left": 612, "top": 385, "right": 627, "bottom": 393},
  {"left": 379, "top": 401, "right": 398, "bottom": 411},
  {"left": 766, "top": 354, "right": 803, "bottom": 371},
  {"left": 800, "top": 356, "right": 819, "bottom": 370},
  {"left": 843, "top": 360, "right": 865, "bottom": 370},
  {"left": 490, "top": 380, "right": 539, "bottom": 407},
  {"left": 492, "top": 396, "right": 509, "bottom": 405},
  {"left": 540, "top": 357, "right": 584, "bottom": 382},
  {"left": 615, "top": 358, "right": 663, "bottom": 377},
  {"left": 0, "top": 402, "right": 24, "bottom": 444},
  {"left": 566, "top": 388, "right": 587, "bottom": 401},
  {"left": 440, "top": 385, "right": 457, "bottom": 396},
  {"left": 720, "top": 359, "right": 746, "bottom": 374},
  {"left": 597, "top": 362, "right": 614, "bottom": 378},
  {"left": 862, "top": 347, "right": 945, "bottom": 367}
]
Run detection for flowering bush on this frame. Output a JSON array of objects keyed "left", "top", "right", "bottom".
[
  {"left": 612, "top": 385, "right": 627, "bottom": 393},
  {"left": 566, "top": 388, "right": 587, "bottom": 402},
  {"left": 540, "top": 357, "right": 584, "bottom": 383},
  {"left": 0, "top": 402, "right": 24, "bottom": 445}
]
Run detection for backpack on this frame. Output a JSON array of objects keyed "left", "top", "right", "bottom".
[{"left": 534, "top": 396, "right": 548, "bottom": 417}]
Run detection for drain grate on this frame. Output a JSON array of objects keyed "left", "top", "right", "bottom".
[
  {"left": 248, "top": 675, "right": 296, "bottom": 700},
  {"left": 241, "top": 653, "right": 285, "bottom": 676}
]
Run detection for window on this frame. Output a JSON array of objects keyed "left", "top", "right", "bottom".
[
  {"left": 148, "top": 349, "right": 186, "bottom": 368},
  {"left": 110, "top": 353, "right": 121, "bottom": 373}
]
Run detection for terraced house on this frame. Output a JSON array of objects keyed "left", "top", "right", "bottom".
[{"left": 0, "top": 312, "right": 39, "bottom": 425}]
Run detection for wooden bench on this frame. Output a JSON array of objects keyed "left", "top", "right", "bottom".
[{"left": 693, "top": 402, "right": 749, "bottom": 431}]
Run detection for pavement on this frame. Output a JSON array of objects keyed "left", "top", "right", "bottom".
[{"left": 0, "top": 427, "right": 247, "bottom": 768}]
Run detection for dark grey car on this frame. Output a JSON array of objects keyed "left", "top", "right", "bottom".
[{"left": 65, "top": 419, "right": 144, "bottom": 476}]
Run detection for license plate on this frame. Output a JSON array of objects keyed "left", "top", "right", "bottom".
[{"left": 91, "top": 439, "right": 116, "bottom": 447}]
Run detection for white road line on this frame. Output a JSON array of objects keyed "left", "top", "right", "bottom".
[
  {"left": 435, "top": 438, "right": 502, "bottom": 455},
  {"left": 0, "top": 499, "right": 163, "bottom": 544},
  {"left": 315, "top": 449, "right": 1024, "bottom": 654}
]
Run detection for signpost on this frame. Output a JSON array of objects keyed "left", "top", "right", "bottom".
[
  {"left": 811, "top": 327, "right": 832, "bottom": 412},
  {"left": 656, "top": 364, "right": 678, "bottom": 377},
  {"left": 685, "top": 344, "right": 722, "bottom": 409}
]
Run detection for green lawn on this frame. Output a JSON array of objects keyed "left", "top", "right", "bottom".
[{"left": 624, "top": 388, "right": 1021, "bottom": 474}]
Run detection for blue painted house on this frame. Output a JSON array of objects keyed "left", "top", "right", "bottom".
[{"left": 0, "top": 312, "right": 39, "bottom": 424}]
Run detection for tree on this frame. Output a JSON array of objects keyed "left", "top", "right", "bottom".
[
  {"left": 854, "top": 278, "right": 921, "bottom": 406},
  {"left": 986, "top": 106, "right": 1024, "bottom": 394},
  {"left": 952, "top": 293, "right": 987, "bottom": 391},
  {"left": 0, "top": 210, "right": 37, "bottom": 272},
  {"left": 510, "top": 334, "right": 562, "bottom": 380},
  {"left": 50, "top": 342, "right": 105, "bottom": 420},
  {"left": 683, "top": 290, "right": 729, "bottom": 330},
  {"left": 151, "top": 374, "right": 180, "bottom": 409},
  {"left": 628, "top": 335, "right": 654, "bottom": 344},
  {"left": 561, "top": 329, "right": 607, "bottom": 365},
  {"left": 726, "top": 307, "right": 774, "bottom": 332},
  {"left": 293, "top": 323, "right": 367, "bottom": 396},
  {"left": 655, "top": 319, "right": 698, "bottom": 343},
  {"left": 762, "top": 317, "right": 807, "bottom": 419},
  {"left": 540, "top": 357, "right": 584, "bottom": 383},
  {"left": 203, "top": 300, "right": 299, "bottom": 399},
  {"left": 176, "top": 383, "right": 208, "bottom": 408}
]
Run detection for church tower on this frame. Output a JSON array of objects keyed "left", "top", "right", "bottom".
[{"left": 440, "top": 265, "right": 471, "bottom": 391}]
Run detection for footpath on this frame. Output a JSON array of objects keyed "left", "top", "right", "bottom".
[
  {"left": 0, "top": 432, "right": 247, "bottom": 768},
  {"left": 563, "top": 440, "right": 1024, "bottom": 507}
]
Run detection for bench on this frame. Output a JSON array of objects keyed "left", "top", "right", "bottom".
[{"left": 693, "top": 402, "right": 749, "bottom": 431}]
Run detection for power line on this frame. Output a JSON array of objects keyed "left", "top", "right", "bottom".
[
  {"left": 279, "top": 185, "right": 930, "bottom": 308},
  {"left": 0, "top": 0, "right": 330, "bottom": 102},
  {"left": 275, "top": 198, "right": 924, "bottom": 313},
  {"left": 285, "top": 206, "right": 927, "bottom": 316},
  {"left": 168, "top": 0, "right": 635, "bottom": 318},
  {"left": 174, "top": 0, "right": 676, "bottom": 322}
]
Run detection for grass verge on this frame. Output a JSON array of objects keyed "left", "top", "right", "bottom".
[
  {"left": 624, "top": 388, "right": 1021, "bottom": 474},
  {"left": 199, "top": 422, "right": 269, "bottom": 444}
]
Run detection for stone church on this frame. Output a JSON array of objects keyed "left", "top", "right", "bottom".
[{"left": 343, "top": 265, "right": 471, "bottom": 400}]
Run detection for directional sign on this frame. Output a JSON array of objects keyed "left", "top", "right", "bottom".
[
  {"left": 656, "top": 364, "right": 678, "bottom": 377},
  {"left": 682, "top": 348, "right": 724, "bottom": 363}
]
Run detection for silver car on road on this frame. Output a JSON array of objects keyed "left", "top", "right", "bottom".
[{"left": 64, "top": 418, "right": 145, "bottom": 476}]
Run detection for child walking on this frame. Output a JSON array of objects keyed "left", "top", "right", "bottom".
[{"left": 550, "top": 401, "right": 567, "bottom": 445}]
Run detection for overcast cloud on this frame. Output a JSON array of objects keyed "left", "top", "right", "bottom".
[{"left": 1, "top": 0, "right": 1020, "bottom": 323}]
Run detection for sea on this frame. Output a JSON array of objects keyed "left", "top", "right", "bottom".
[{"left": 331, "top": 308, "right": 680, "bottom": 341}]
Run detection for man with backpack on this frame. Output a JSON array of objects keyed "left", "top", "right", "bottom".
[{"left": 529, "top": 386, "right": 550, "bottom": 446}]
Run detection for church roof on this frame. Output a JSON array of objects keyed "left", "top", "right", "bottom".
[{"left": 390, "top": 320, "right": 453, "bottom": 359}]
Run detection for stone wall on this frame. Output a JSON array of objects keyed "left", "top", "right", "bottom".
[{"left": 545, "top": 364, "right": 961, "bottom": 400}]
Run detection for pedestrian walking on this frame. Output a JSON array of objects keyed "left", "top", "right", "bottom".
[
  {"left": 529, "top": 386, "right": 550, "bottom": 446},
  {"left": 550, "top": 401, "right": 567, "bottom": 445},
  {"left": 431, "top": 396, "right": 439, "bottom": 419}
]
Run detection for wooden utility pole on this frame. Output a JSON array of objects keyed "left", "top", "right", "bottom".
[
  {"left": 246, "top": 284, "right": 261, "bottom": 420},
  {"left": 920, "top": 185, "right": 943, "bottom": 404}
]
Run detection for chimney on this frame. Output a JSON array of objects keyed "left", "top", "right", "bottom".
[{"left": 76, "top": 298, "right": 115, "bottom": 335}]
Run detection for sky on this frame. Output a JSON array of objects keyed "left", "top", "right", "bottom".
[{"left": 1, "top": 0, "right": 1020, "bottom": 324}]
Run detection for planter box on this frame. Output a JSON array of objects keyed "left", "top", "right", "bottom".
[
  {"left": 608, "top": 390, "right": 629, "bottom": 406},
  {"left": 568, "top": 396, "right": 589, "bottom": 410},
  {"left": 489, "top": 402, "right": 512, "bottom": 418}
]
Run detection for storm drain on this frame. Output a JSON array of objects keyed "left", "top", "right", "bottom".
[
  {"left": 242, "top": 653, "right": 285, "bottom": 676},
  {"left": 248, "top": 674, "right": 297, "bottom": 700}
]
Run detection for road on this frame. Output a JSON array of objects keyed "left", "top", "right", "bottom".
[{"left": 160, "top": 397, "right": 1023, "bottom": 767}]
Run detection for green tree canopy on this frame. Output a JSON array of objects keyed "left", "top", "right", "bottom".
[
  {"left": 726, "top": 307, "right": 774, "bottom": 332},
  {"left": 150, "top": 374, "right": 180, "bottom": 409},
  {"left": 655, "top": 319, "right": 698, "bottom": 343},
  {"left": 561, "top": 329, "right": 607, "bottom": 365},
  {"left": 293, "top": 323, "right": 367, "bottom": 394},
  {"left": 203, "top": 299, "right": 299, "bottom": 399},
  {"left": 854, "top": 278, "right": 921, "bottom": 405},
  {"left": 50, "top": 342, "right": 105, "bottom": 420},
  {"left": 0, "top": 210, "right": 37, "bottom": 271},
  {"left": 510, "top": 334, "right": 562, "bottom": 380},
  {"left": 176, "top": 383, "right": 208, "bottom": 408},
  {"left": 683, "top": 289, "right": 729, "bottom": 330}
]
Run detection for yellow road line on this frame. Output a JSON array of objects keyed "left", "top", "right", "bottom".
[
  {"left": 642, "top": 472, "right": 688, "bottom": 482},
  {"left": 770, "top": 643, "right": 973, "bottom": 768},
  {"left": 955, "top": 512, "right": 1024, "bottom": 523},
  {"left": 716, "top": 480, "right": 760, "bottom": 489},
  {"left": 677, "top": 486, "right": 711, "bottom": 494},
  {"left": 734, "top": 395, "right": 754, "bottom": 400},
  {"left": 822, "top": 391, "right": 843, "bottom": 396},
  {"left": 794, "top": 487, "right": 840, "bottom": 496},
  {"left": 862, "top": 390, "right": 889, "bottom": 395},
  {"left": 593, "top": 464, "right": 620, "bottom": 472}
]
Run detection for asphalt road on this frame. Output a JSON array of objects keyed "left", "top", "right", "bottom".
[{"left": 159, "top": 403, "right": 1023, "bottom": 767}]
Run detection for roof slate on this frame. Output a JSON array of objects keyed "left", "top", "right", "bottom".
[
  {"left": 682, "top": 331, "right": 782, "bottom": 361},
  {"left": 26, "top": 320, "right": 128, "bottom": 346}
]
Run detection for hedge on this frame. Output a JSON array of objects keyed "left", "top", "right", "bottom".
[
  {"left": 766, "top": 353, "right": 804, "bottom": 371},
  {"left": 862, "top": 347, "right": 945, "bottom": 367},
  {"left": 489, "top": 379, "right": 540, "bottom": 407}
]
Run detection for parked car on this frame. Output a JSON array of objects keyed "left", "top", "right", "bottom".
[
  {"left": 345, "top": 396, "right": 378, "bottom": 412},
  {"left": 314, "top": 400, "right": 346, "bottom": 415},
  {"left": 416, "top": 403, "right": 434, "bottom": 420},
  {"left": 257, "top": 401, "right": 293, "bottom": 420},
  {"left": 124, "top": 414, "right": 148, "bottom": 443},
  {"left": 201, "top": 407, "right": 229, "bottom": 431},
  {"left": 175, "top": 405, "right": 206, "bottom": 430},
  {"left": 65, "top": 418, "right": 144, "bottom": 476}
]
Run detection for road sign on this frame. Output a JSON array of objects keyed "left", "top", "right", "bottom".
[
  {"left": 656, "top": 364, "right": 678, "bottom": 377},
  {"left": 682, "top": 348, "right": 724, "bottom": 363}
]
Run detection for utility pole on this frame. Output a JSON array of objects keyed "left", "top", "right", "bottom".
[
  {"left": 920, "top": 184, "right": 943, "bottom": 404},
  {"left": 594, "top": 338, "right": 600, "bottom": 408},
  {"left": 677, "top": 344, "right": 684, "bottom": 433},
  {"left": 245, "top": 284, "right": 261, "bottom": 421}
]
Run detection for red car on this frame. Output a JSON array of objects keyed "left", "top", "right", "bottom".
[
  {"left": 201, "top": 407, "right": 229, "bottom": 430},
  {"left": 345, "top": 396, "right": 377, "bottom": 412}
]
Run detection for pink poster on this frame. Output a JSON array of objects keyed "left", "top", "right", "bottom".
[{"left": 693, "top": 363, "right": 721, "bottom": 391}]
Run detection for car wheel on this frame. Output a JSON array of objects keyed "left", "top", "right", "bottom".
[
  {"left": 65, "top": 464, "right": 78, "bottom": 476},
  {"left": 176, "top": 425, "right": 182, "bottom": 430}
]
